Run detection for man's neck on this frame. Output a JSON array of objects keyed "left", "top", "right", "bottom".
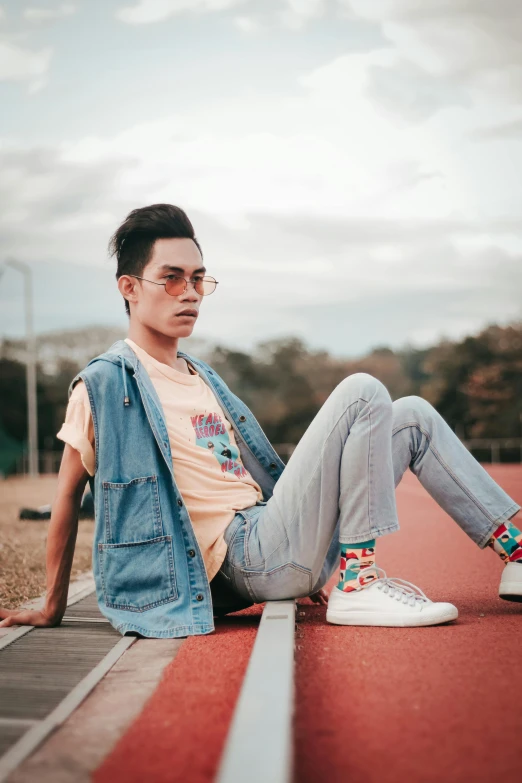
[{"left": 126, "top": 324, "right": 181, "bottom": 369}]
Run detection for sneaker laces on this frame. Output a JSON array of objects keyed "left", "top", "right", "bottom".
[{"left": 356, "top": 565, "right": 430, "bottom": 608}]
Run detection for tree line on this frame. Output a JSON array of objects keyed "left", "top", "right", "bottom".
[{"left": 0, "top": 321, "right": 521, "bottom": 474}]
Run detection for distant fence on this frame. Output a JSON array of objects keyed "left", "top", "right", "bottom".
[
  {"left": 3, "top": 439, "right": 522, "bottom": 477},
  {"left": 460, "top": 439, "right": 522, "bottom": 465}
]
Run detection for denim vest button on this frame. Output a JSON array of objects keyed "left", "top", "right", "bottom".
[
  {"left": 177, "top": 498, "right": 183, "bottom": 506},
  {"left": 188, "top": 549, "right": 196, "bottom": 557},
  {"left": 239, "top": 415, "right": 246, "bottom": 422},
  {"left": 196, "top": 593, "right": 204, "bottom": 601},
  {"left": 269, "top": 462, "right": 277, "bottom": 469}
]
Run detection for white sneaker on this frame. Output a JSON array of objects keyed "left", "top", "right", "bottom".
[
  {"left": 499, "top": 561, "right": 522, "bottom": 601},
  {"left": 326, "top": 566, "right": 458, "bottom": 627}
]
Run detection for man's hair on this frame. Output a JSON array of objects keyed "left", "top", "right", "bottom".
[{"left": 108, "top": 203, "right": 204, "bottom": 316}]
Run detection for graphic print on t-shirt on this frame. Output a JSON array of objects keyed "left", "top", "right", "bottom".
[{"left": 190, "top": 411, "right": 248, "bottom": 478}]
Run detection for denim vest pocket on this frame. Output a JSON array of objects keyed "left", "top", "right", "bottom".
[
  {"left": 239, "top": 561, "right": 313, "bottom": 603},
  {"left": 102, "top": 475, "right": 162, "bottom": 543},
  {"left": 98, "top": 535, "right": 178, "bottom": 611}
]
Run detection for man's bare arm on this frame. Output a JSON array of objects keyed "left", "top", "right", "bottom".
[{"left": 0, "top": 444, "right": 90, "bottom": 628}]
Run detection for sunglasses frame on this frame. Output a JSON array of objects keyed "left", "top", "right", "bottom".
[{"left": 129, "top": 274, "right": 219, "bottom": 297}]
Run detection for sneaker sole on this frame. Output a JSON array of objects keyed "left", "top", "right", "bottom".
[
  {"left": 325, "top": 608, "right": 458, "bottom": 627},
  {"left": 499, "top": 584, "right": 522, "bottom": 602}
]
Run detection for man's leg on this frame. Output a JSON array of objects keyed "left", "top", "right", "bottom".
[
  {"left": 390, "top": 395, "right": 520, "bottom": 549},
  {"left": 226, "top": 373, "right": 452, "bottom": 623},
  {"left": 389, "top": 395, "right": 522, "bottom": 602},
  {"left": 225, "top": 373, "right": 458, "bottom": 625},
  {"left": 238, "top": 372, "right": 400, "bottom": 600},
  {"left": 227, "top": 381, "right": 519, "bottom": 614},
  {"left": 306, "top": 394, "right": 521, "bottom": 595}
]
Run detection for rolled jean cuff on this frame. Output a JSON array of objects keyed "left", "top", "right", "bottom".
[
  {"left": 339, "top": 522, "right": 400, "bottom": 545},
  {"left": 477, "top": 502, "right": 522, "bottom": 548}
]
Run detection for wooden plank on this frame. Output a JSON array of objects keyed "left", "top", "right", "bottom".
[
  {"left": 0, "top": 577, "right": 96, "bottom": 652},
  {"left": 0, "top": 635, "right": 136, "bottom": 782}
]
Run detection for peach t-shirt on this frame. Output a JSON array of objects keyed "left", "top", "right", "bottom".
[{"left": 56, "top": 338, "right": 263, "bottom": 581}]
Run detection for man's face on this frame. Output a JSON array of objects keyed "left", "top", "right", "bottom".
[{"left": 125, "top": 237, "right": 205, "bottom": 338}]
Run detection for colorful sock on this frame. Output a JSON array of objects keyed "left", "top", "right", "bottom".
[
  {"left": 486, "top": 516, "right": 522, "bottom": 564},
  {"left": 337, "top": 539, "right": 377, "bottom": 593}
]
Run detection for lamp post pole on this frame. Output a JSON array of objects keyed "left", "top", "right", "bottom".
[{"left": 4, "top": 259, "right": 39, "bottom": 476}]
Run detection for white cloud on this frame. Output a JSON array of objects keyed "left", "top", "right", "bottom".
[
  {"left": 0, "top": 41, "right": 53, "bottom": 92},
  {"left": 0, "top": 144, "right": 138, "bottom": 266},
  {"left": 2, "top": 1, "right": 522, "bottom": 350},
  {"left": 232, "top": 14, "right": 262, "bottom": 34},
  {"left": 116, "top": 0, "right": 247, "bottom": 24},
  {"left": 340, "top": 0, "right": 522, "bottom": 99},
  {"left": 469, "top": 117, "right": 522, "bottom": 140},
  {"left": 277, "top": 0, "right": 326, "bottom": 30},
  {"left": 49, "top": 36, "right": 521, "bottom": 229},
  {"left": 23, "top": 4, "right": 76, "bottom": 22}
]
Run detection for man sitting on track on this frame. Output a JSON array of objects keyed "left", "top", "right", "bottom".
[{"left": 1, "top": 204, "right": 521, "bottom": 636}]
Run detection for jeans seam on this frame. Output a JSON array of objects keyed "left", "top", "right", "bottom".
[
  {"left": 236, "top": 564, "right": 258, "bottom": 602},
  {"left": 392, "top": 420, "right": 502, "bottom": 527},
  {"left": 244, "top": 518, "right": 252, "bottom": 567},
  {"left": 224, "top": 517, "right": 243, "bottom": 557},
  {"left": 258, "top": 397, "right": 366, "bottom": 566}
]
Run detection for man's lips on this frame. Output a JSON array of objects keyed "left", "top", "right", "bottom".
[{"left": 176, "top": 311, "right": 198, "bottom": 317}]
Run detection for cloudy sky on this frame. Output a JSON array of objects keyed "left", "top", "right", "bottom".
[{"left": 1, "top": 0, "right": 521, "bottom": 358}]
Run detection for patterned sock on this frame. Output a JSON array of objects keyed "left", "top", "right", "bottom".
[
  {"left": 486, "top": 516, "right": 522, "bottom": 564},
  {"left": 337, "top": 539, "right": 378, "bottom": 593}
]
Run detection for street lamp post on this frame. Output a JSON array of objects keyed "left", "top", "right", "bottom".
[{"left": 1, "top": 258, "right": 39, "bottom": 476}]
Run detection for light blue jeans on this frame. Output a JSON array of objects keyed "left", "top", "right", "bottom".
[{"left": 218, "top": 373, "right": 521, "bottom": 603}]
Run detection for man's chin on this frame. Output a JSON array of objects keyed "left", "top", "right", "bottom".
[
  {"left": 170, "top": 324, "right": 196, "bottom": 338},
  {"left": 147, "top": 321, "right": 196, "bottom": 339}
]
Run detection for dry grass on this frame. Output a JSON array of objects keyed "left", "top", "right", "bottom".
[{"left": 0, "top": 475, "right": 94, "bottom": 610}]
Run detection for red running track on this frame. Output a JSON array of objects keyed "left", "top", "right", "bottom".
[
  {"left": 94, "top": 466, "right": 522, "bottom": 783},
  {"left": 294, "top": 466, "right": 522, "bottom": 783},
  {"left": 93, "top": 606, "right": 263, "bottom": 783}
]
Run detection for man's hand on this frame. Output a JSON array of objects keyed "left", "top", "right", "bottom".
[
  {"left": 308, "top": 588, "right": 328, "bottom": 606},
  {"left": 0, "top": 608, "right": 61, "bottom": 629}
]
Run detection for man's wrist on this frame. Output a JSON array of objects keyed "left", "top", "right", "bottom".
[
  {"left": 43, "top": 594, "right": 67, "bottom": 622},
  {"left": 42, "top": 605, "right": 64, "bottom": 624}
]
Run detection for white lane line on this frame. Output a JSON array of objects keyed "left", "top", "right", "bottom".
[{"left": 215, "top": 599, "right": 296, "bottom": 783}]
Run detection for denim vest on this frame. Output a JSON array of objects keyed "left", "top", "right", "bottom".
[{"left": 69, "top": 339, "right": 285, "bottom": 639}]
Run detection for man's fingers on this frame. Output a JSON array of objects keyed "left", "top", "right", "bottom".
[
  {"left": 309, "top": 588, "right": 329, "bottom": 605},
  {"left": 0, "top": 608, "right": 18, "bottom": 619},
  {"left": 0, "top": 615, "right": 20, "bottom": 628},
  {"left": 0, "top": 610, "right": 50, "bottom": 628},
  {"left": 0, "top": 609, "right": 22, "bottom": 625},
  {"left": 311, "top": 592, "right": 328, "bottom": 605}
]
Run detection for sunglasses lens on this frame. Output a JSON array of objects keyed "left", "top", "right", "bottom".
[
  {"left": 164, "top": 276, "right": 217, "bottom": 296},
  {"left": 165, "top": 277, "right": 186, "bottom": 296},
  {"left": 197, "top": 277, "right": 217, "bottom": 296}
]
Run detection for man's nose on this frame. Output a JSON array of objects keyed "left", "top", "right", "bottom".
[{"left": 181, "top": 280, "right": 200, "bottom": 298}]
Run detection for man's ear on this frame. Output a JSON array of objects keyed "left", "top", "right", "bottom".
[{"left": 118, "top": 275, "right": 138, "bottom": 306}]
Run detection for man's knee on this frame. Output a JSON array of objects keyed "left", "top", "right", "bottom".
[
  {"left": 392, "top": 395, "right": 436, "bottom": 427},
  {"left": 335, "top": 372, "right": 392, "bottom": 405}
]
